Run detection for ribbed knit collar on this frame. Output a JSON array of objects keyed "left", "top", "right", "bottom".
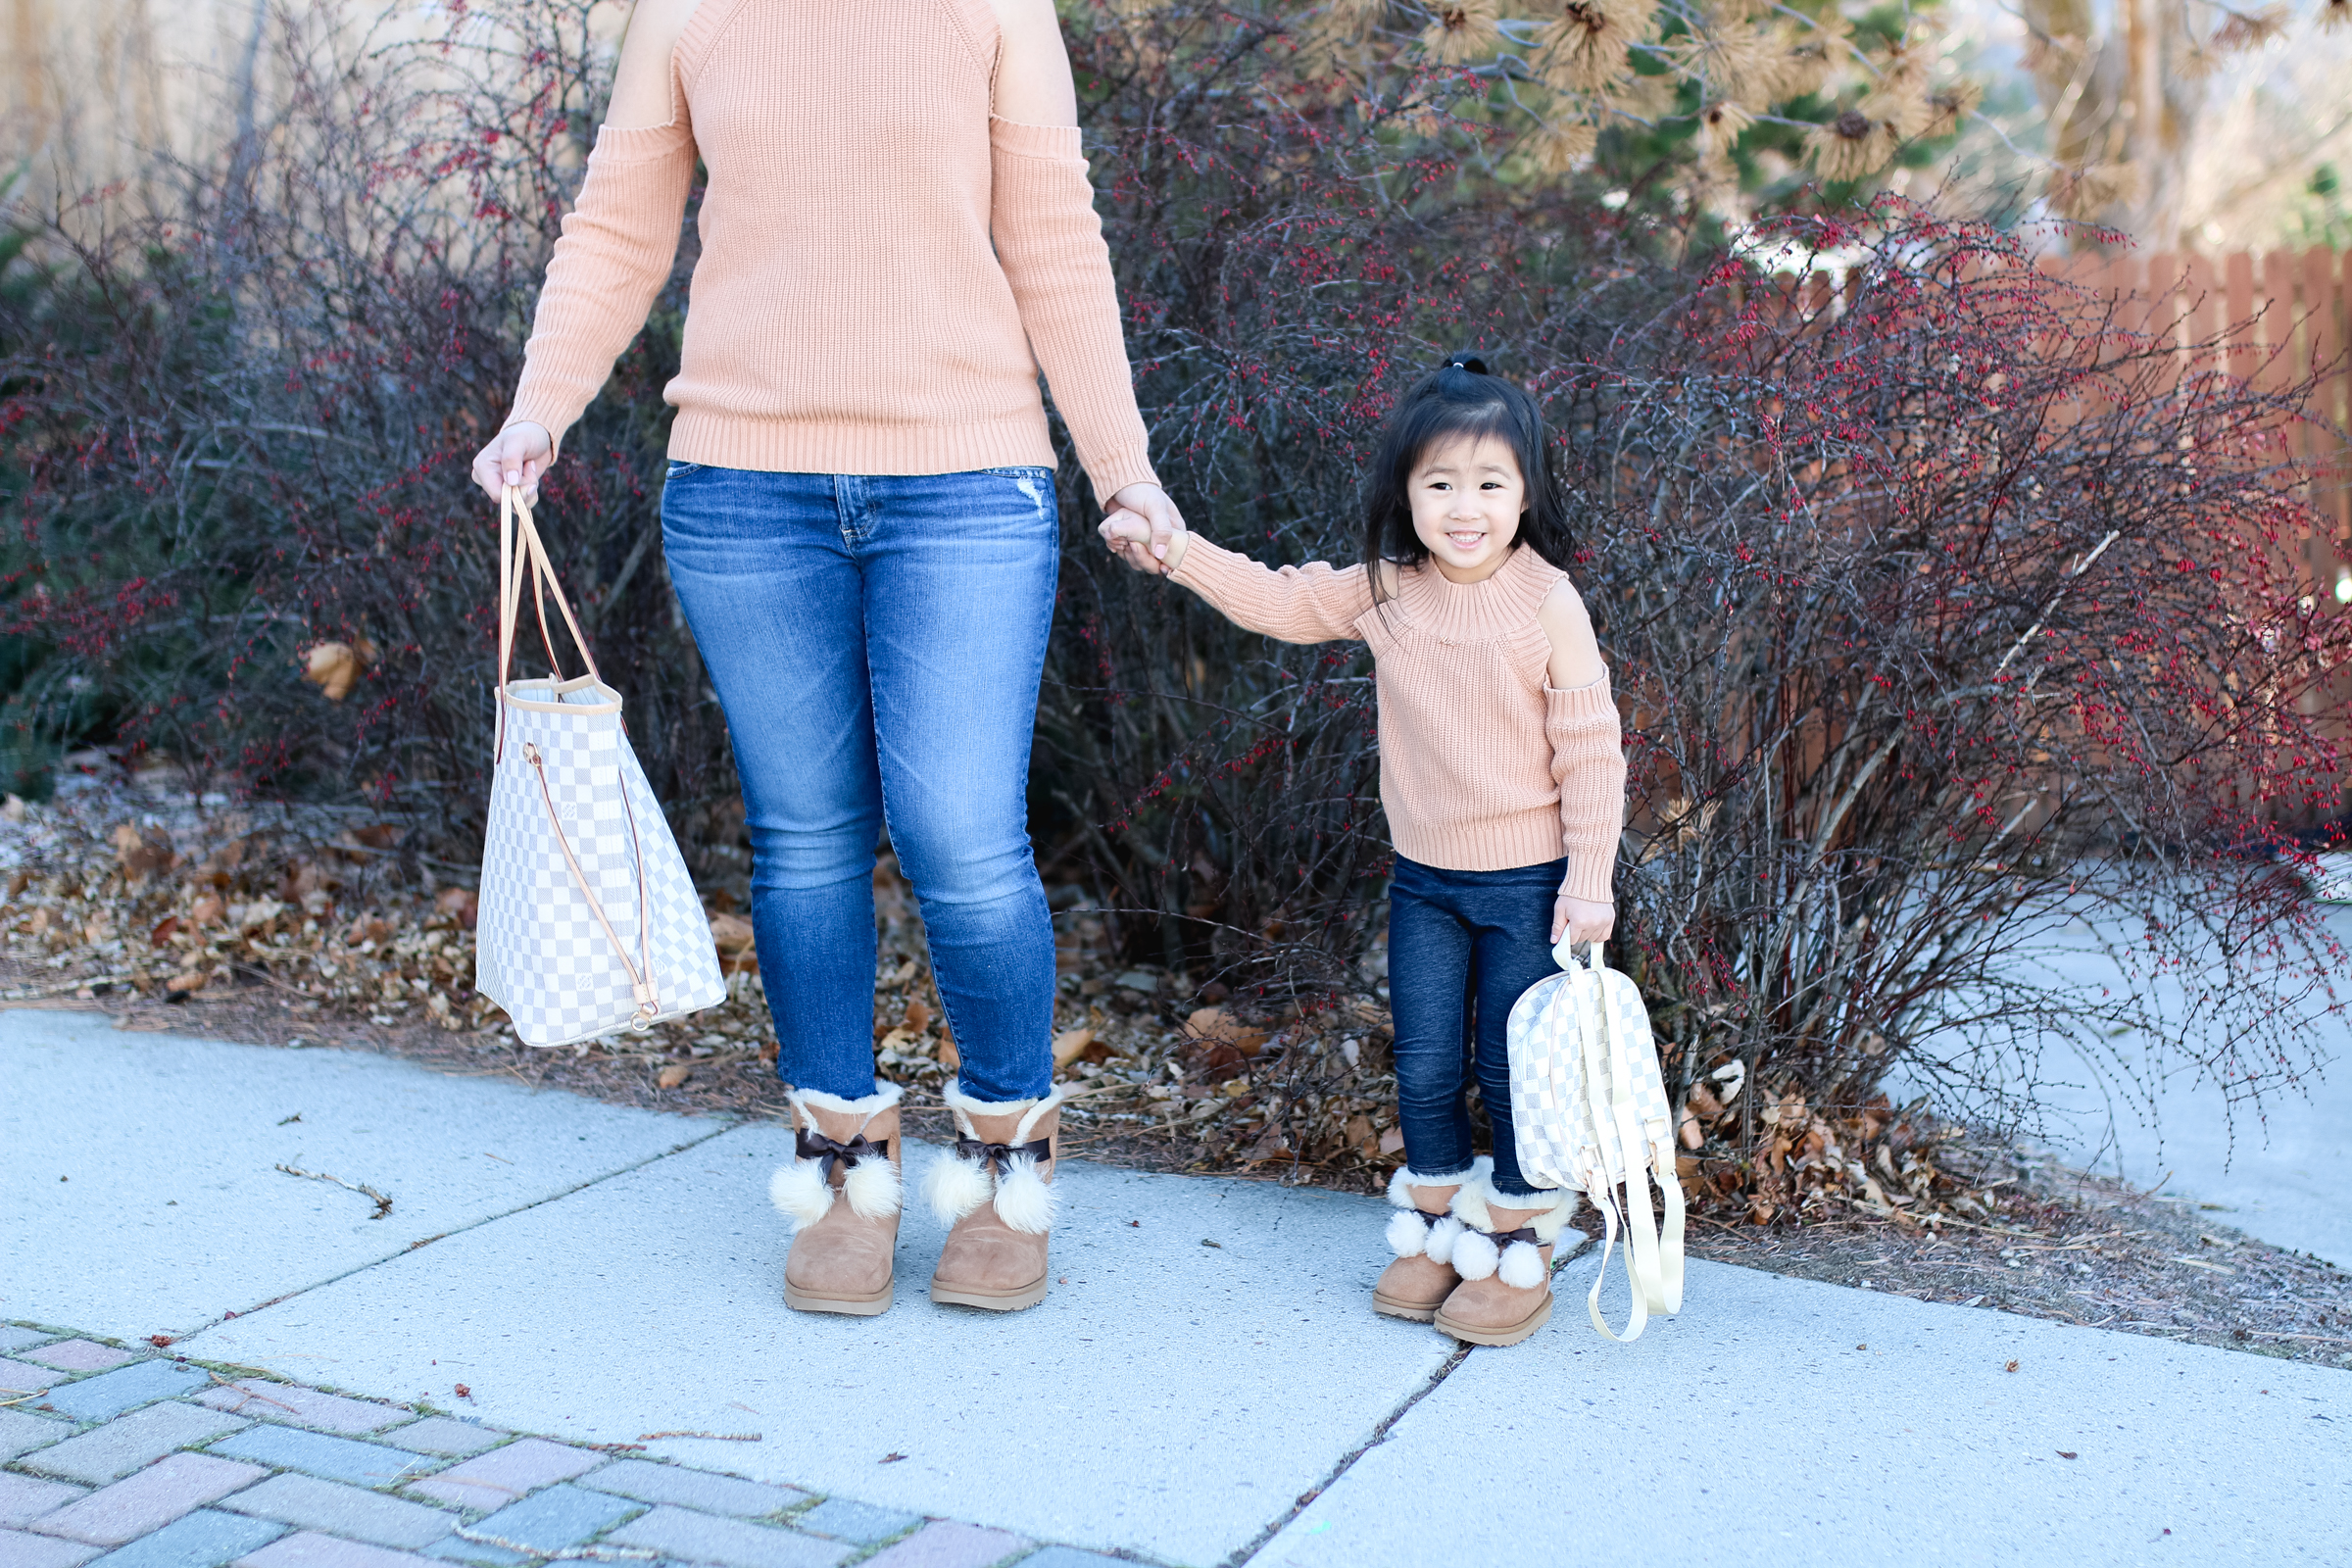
[{"left": 1390, "top": 542, "right": 1559, "bottom": 643}]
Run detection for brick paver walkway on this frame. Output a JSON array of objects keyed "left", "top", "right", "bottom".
[{"left": 0, "top": 1327, "right": 1120, "bottom": 1568}]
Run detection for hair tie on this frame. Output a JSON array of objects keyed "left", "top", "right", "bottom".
[{"left": 1445, "top": 355, "right": 1489, "bottom": 375}]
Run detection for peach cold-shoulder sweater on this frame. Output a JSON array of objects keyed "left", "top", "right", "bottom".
[
  {"left": 1168, "top": 538, "right": 1627, "bottom": 902},
  {"left": 502, "top": 0, "right": 1158, "bottom": 499}
]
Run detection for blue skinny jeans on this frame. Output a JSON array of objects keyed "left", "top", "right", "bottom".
[
  {"left": 1387, "top": 854, "right": 1567, "bottom": 1200},
  {"left": 660, "top": 463, "right": 1058, "bottom": 1103}
]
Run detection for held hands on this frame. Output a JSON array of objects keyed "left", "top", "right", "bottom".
[
  {"left": 1552, "top": 892, "right": 1615, "bottom": 948},
  {"left": 1098, "top": 482, "right": 1188, "bottom": 575},
  {"left": 470, "top": 422, "right": 554, "bottom": 507}
]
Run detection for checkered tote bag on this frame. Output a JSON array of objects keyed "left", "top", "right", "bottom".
[
  {"left": 1506, "top": 938, "right": 1686, "bottom": 1342},
  {"left": 473, "top": 487, "right": 725, "bottom": 1048}
]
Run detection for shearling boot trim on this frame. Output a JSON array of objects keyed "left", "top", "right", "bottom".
[
  {"left": 792, "top": 1084, "right": 904, "bottom": 1117},
  {"left": 771, "top": 1085, "right": 904, "bottom": 1227},
  {"left": 1449, "top": 1174, "right": 1578, "bottom": 1241},
  {"left": 1384, "top": 1160, "right": 1482, "bottom": 1203},
  {"left": 925, "top": 1080, "right": 1065, "bottom": 1233},
  {"left": 940, "top": 1079, "right": 1064, "bottom": 1141}
]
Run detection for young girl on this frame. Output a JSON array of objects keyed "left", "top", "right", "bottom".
[{"left": 1101, "top": 358, "right": 1625, "bottom": 1347}]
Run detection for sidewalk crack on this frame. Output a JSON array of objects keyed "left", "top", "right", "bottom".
[
  {"left": 1224, "top": 1342, "right": 1474, "bottom": 1568},
  {"left": 187, "top": 1120, "right": 742, "bottom": 1338}
]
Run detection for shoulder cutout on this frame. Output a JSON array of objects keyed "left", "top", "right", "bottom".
[
  {"left": 985, "top": 0, "right": 1079, "bottom": 125},
  {"left": 1536, "top": 578, "right": 1606, "bottom": 690},
  {"left": 605, "top": 0, "right": 705, "bottom": 129}
]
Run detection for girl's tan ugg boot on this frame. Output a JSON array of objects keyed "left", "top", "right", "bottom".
[
  {"left": 1433, "top": 1178, "right": 1580, "bottom": 1347},
  {"left": 924, "top": 1081, "right": 1062, "bottom": 1311},
  {"left": 770, "top": 1085, "right": 904, "bottom": 1316},
  {"left": 1372, "top": 1155, "right": 1483, "bottom": 1322}
]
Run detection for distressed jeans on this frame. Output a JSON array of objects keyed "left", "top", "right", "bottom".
[
  {"left": 660, "top": 463, "right": 1059, "bottom": 1103},
  {"left": 1386, "top": 854, "right": 1568, "bottom": 1199}
]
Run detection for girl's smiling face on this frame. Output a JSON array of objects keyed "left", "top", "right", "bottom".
[{"left": 1407, "top": 433, "right": 1525, "bottom": 583}]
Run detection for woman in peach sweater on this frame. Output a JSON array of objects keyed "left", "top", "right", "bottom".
[
  {"left": 468, "top": 0, "right": 1186, "bottom": 1320},
  {"left": 1102, "top": 359, "right": 1628, "bottom": 1347}
]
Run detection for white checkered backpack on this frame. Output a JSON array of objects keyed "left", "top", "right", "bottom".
[
  {"left": 1505, "top": 937, "right": 1686, "bottom": 1342},
  {"left": 473, "top": 486, "right": 726, "bottom": 1048}
]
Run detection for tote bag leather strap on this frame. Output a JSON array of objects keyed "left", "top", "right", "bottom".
[
  {"left": 497, "top": 486, "right": 603, "bottom": 730},
  {"left": 494, "top": 487, "right": 659, "bottom": 1028}
]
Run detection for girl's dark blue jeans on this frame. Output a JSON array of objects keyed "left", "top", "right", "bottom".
[{"left": 1387, "top": 854, "right": 1566, "bottom": 1200}]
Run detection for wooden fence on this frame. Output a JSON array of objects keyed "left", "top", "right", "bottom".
[{"left": 2040, "top": 249, "right": 2352, "bottom": 574}]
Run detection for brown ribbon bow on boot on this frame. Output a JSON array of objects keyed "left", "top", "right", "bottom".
[
  {"left": 796, "top": 1127, "right": 891, "bottom": 1180},
  {"left": 953, "top": 1135, "right": 1052, "bottom": 1172}
]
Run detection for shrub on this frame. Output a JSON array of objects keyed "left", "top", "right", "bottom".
[{"left": 3, "top": 0, "right": 2342, "bottom": 1208}]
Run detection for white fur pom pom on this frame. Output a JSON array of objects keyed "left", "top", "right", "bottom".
[
  {"left": 1424, "top": 1214, "right": 1465, "bottom": 1265},
  {"left": 1452, "top": 1229, "right": 1500, "bottom": 1281},
  {"left": 1497, "top": 1239, "right": 1546, "bottom": 1290},
  {"left": 1386, "top": 1208, "right": 1429, "bottom": 1258},
  {"left": 923, "top": 1151, "right": 995, "bottom": 1225},
  {"left": 767, "top": 1160, "right": 835, "bottom": 1229},
  {"left": 992, "top": 1153, "right": 1056, "bottom": 1234},
  {"left": 842, "top": 1152, "right": 902, "bottom": 1219}
]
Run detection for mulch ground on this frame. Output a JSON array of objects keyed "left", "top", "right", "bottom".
[{"left": 25, "top": 973, "right": 2350, "bottom": 1373}]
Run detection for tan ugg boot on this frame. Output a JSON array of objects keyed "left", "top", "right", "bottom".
[
  {"left": 1433, "top": 1178, "right": 1580, "bottom": 1348},
  {"left": 924, "top": 1081, "right": 1062, "bottom": 1312},
  {"left": 1371, "top": 1156, "right": 1484, "bottom": 1322},
  {"left": 770, "top": 1085, "right": 903, "bottom": 1316}
]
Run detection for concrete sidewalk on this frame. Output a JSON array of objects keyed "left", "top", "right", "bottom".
[{"left": 6, "top": 1013, "right": 2348, "bottom": 1567}]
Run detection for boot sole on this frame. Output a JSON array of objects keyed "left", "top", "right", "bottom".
[
  {"left": 929, "top": 1277, "right": 1050, "bottom": 1312},
  {"left": 1435, "top": 1293, "right": 1552, "bottom": 1347},
  {"left": 1372, "top": 1290, "right": 1444, "bottom": 1323},
  {"left": 784, "top": 1280, "right": 894, "bottom": 1316}
]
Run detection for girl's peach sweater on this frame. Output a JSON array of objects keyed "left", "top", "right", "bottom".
[
  {"left": 503, "top": 0, "right": 1158, "bottom": 500},
  {"left": 1168, "top": 538, "right": 1627, "bottom": 902}
]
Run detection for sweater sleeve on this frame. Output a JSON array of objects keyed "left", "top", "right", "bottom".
[
  {"left": 989, "top": 118, "right": 1157, "bottom": 502},
  {"left": 504, "top": 118, "right": 700, "bottom": 459},
  {"left": 1165, "top": 536, "right": 1373, "bottom": 644},
  {"left": 1546, "top": 674, "right": 1627, "bottom": 904}
]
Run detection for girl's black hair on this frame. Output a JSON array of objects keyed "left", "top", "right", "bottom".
[{"left": 1360, "top": 356, "right": 1571, "bottom": 602}]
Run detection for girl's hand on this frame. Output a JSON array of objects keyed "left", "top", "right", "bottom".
[
  {"left": 1103, "top": 482, "right": 1187, "bottom": 568},
  {"left": 471, "top": 422, "right": 554, "bottom": 506},
  {"left": 1099, "top": 509, "right": 1189, "bottom": 575},
  {"left": 1552, "top": 893, "right": 1614, "bottom": 947}
]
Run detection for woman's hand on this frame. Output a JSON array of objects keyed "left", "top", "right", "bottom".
[
  {"left": 1099, "top": 483, "right": 1188, "bottom": 575},
  {"left": 1104, "top": 482, "right": 1185, "bottom": 560},
  {"left": 470, "top": 422, "right": 554, "bottom": 506},
  {"left": 1552, "top": 892, "right": 1614, "bottom": 947}
]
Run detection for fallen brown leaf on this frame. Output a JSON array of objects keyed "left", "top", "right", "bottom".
[
  {"left": 112, "top": 822, "right": 173, "bottom": 880},
  {"left": 433, "top": 886, "right": 478, "bottom": 929},
  {"left": 658, "top": 1063, "right": 693, "bottom": 1089},
  {"left": 1052, "top": 1027, "right": 1096, "bottom": 1068},
  {"left": 149, "top": 915, "right": 180, "bottom": 948},
  {"left": 1182, "top": 1005, "right": 1269, "bottom": 1054},
  {"left": 303, "top": 638, "right": 375, "bottom": 702}
]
